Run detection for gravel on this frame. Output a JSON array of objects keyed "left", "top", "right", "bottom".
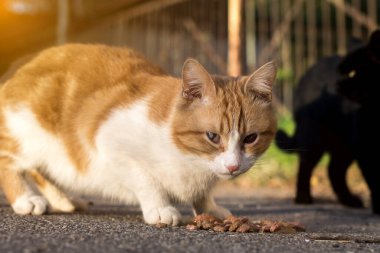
[{"left": 1, "top": 191, "right": 380, "bottom": 253}]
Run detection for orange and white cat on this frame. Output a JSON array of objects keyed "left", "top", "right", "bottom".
[{"left": 0, "top": 44, "right": 277, "bottom": 226}]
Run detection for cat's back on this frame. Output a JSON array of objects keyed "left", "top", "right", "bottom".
[
  {"left": 0, "top": 43, "right": 165, "bottom": 102},
  {"left": 0, "top": 44, "right": 175, "bottom": 132},
  {"left": 0, "top": 43, "right": 181, "bottom": 175}
]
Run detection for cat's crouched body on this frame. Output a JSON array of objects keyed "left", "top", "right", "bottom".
[{"left": 0, "top": 44, "right": 277, "bottom": 225}]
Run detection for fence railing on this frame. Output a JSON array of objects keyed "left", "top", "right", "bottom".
[
  {"left": 2, "top": 0, "right": 379, "bottom": 111},
  {"left": 68, "top": 0, "right": 378, "bottom": 111}
]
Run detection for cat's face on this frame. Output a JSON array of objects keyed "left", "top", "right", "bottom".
[
  {"left": 337, "top": 30, "right": 380, "bottom": 104},
  {"left": 172, "top": 60, "right": 277, "bottom": 179}
]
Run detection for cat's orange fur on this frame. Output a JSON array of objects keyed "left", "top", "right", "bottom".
[
  {"left": 1, "top": 45, "right": 168, "bottom": 172},
  {"left": 0, "top": 43, "right": 277, "bottom": 224}
]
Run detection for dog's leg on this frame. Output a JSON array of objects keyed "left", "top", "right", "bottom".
[{"left": 295, "top": 149, "right": 324, "bottom": 204}]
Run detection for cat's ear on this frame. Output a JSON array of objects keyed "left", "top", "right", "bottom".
[
  {"left": 243, "top": 61, "right": 277, "bottom": 102},
  {"left": 182, "top": 59, "right": 215, "bottom": 102},
  {"left": 368, "top": 29, "right": 380, "bottom": 58}
]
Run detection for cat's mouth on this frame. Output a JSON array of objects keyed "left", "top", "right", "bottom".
[
  {"left": 216, "top": 173, "right": 237, "bottom": 180},
  {"left": 215, "top": 170, "right": 244, "bottom": 179},
  {"left": 208, "top": 158, "right": 254, "bottom": 179},
  {"left": 218, "top": 159, "right": 254, "bottom": 179}
]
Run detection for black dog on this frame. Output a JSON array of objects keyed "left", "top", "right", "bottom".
[{"left": 276, "top": 31, "right": 380, "bottom": 214}]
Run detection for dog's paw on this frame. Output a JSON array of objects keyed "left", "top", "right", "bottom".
[
  {"left": 12, "top": 195, "right": 48, "bottom": 215},
  {"left": 143, "top": 206, "right": 181, "bottom": 226}
]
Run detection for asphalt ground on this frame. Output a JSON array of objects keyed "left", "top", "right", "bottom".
[{"left": 0, "top": 186, "right": 379, "bottom": 253}]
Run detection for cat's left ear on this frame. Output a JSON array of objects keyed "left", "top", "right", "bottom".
[
  {"left": 368, "top": 29, "right": 380, "bottom": 58},
  {"left": 182, "top": 59, "right": 216, "bottom": 102},
  {"left": 243, "top": 61, "right": 277, "bottom": 102}
]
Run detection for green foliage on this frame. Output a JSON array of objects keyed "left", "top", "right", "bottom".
[
  {"left": 235, "top": 111, "right": 332, "bottom": 187},
  {"left": 276, "top": 67, "right": 293, "bottom": 82},
  {"left": 276, "top": 111, "right": 295, "bottom": 135},
  {"left": 263, "top": 112, "right": 297, "bottom": 169}
]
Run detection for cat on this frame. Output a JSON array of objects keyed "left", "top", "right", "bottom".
[
  {"left": 276, "top": 30, "right": 380, "bottom": 215},
  {"left": 0, "top": 44, "right": 277, "bottom": 225},
  {"left": 275, "top": 55, "right": 363, "bottom": 208},
  {"left": 337, "top": 30, "right": 380, "bottom": 215}
]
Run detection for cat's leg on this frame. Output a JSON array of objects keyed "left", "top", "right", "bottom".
[
  {"left": 295, "top": 149, "right": 324, "bottom": 204},
  {"left": 192, "top": 195, "right": 231, "bottom": 219},
  {"left": 27, "top": 169, "right": 89, "bottom": 213},
  {"left": 357, "top": 154, "right": 380, "bottom": 215},
  {"left": 0, "top": 157, "right": 48, "bottom": 215},
  {"left": 328, "top": 151, "right": 363, "bottom": 208},
  {"left": 133, "top": 182, "right": 181, "bottom": 226}
]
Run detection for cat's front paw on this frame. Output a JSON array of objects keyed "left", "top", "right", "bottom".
[
  {"left": 207, "top": 205, "right": 232, "bottom": 220},
  {"left": 143, "top": 206, "right": 181, "bottom": 226},
  {"left": 12, "top": 195, "right": 49, "bottom": 215}
]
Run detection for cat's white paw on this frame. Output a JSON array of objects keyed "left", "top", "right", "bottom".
[
  {"left": 12, "top": 195, "right": 49, "bottom": 215},
  {"left": 207, "top": 205, "right": 232, "bottom": 220},
  {"left": 49, "top": 198, "right": 76, "bottom": 213},
  {"left": 143, "top": 206, "right": 181, "bottom": 226}
]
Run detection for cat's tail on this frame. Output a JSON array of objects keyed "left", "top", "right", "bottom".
[{"left": 275, "top": 130, "right": 297, "bottom": 153}]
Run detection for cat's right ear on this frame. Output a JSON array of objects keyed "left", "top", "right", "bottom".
[
  {"left": 243, "top": 61, "right": 277, "bottom": 102},
  {"left": 368, "top": 29, "right": 380, "bottom": 58},
  {"left": 182, "top": 59, "right": 216, "bottom": 102}
]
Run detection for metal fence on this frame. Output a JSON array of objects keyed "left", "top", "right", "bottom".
[
  {"left": 65, "top": 0, "right": 379, "bottom": 111},
  {"left": 2, "top": 0, "right": 379, "bottom": 111}
]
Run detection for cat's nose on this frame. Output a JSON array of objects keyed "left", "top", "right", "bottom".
[{"left": 227, "top": 165, "right": 239, "bottom": 173}]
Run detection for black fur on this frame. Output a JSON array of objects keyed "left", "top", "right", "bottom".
[
  {"left": 276, "top": 31, "right": 380, "bottom": 214},
  {"left": 337, "top": 30, "right": 380, "bottom": 214}
]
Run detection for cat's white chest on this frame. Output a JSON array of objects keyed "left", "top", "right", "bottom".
[{"left": 94, "top": 101, "right": 216, "bottom": 202}]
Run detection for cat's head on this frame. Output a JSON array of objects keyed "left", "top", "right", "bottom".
[
  {"left": 172, "top": 59, "right": 277, "bottom": 179},
  {"left": 337, "top": 29, "right": 380, "bottom": 104}
]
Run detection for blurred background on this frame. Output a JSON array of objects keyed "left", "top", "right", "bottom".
[{"left": 0, "top": 0, "right": 378, "bottom": 201}]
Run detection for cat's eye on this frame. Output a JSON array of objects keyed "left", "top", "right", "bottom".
[
  {"left": 243, "top": 133, "right": 258, "bottom": 145},
  {"left": 206, "top": 132, "right": 220, "bottom": 144}
]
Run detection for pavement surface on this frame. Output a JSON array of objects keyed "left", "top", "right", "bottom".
[{"left": 0, "top": 186, "right": 380, "bottom": 253}]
